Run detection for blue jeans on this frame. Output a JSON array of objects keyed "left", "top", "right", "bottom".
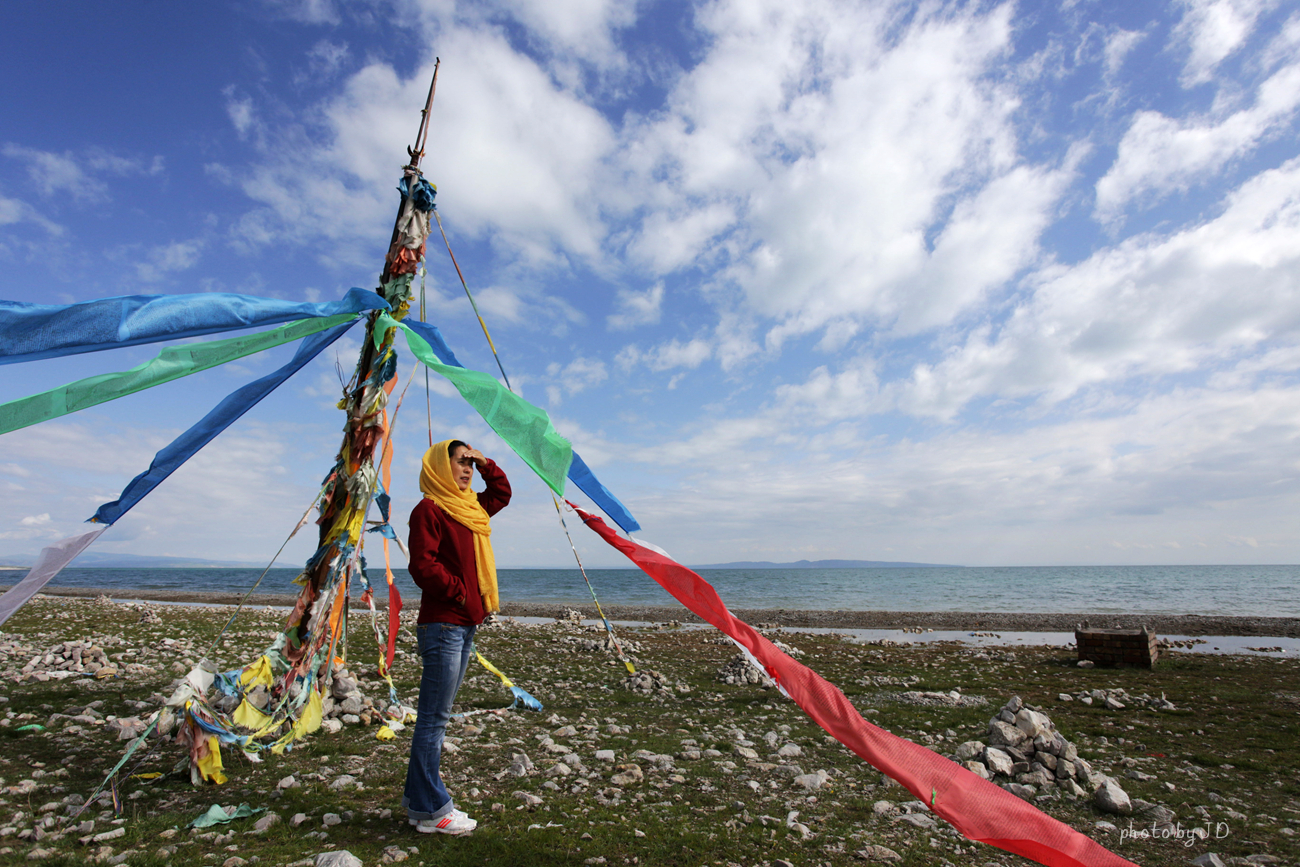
[{"left": 402, "top": 622, "right": 476, "bottom": 821}]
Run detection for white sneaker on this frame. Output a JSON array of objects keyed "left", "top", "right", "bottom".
[{"left": 410, "top": 809, "right": 476, "bottom": 835}]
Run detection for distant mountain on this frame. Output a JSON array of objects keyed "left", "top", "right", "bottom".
[
  {"left": 695, "top": 558, "right": 959, "bottom": 569},
  {"left": 0, "top": 551, "right": 265, "bottom": 569}
]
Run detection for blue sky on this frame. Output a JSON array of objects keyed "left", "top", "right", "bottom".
[{"left": 2, "top": 0, "right": 1299, "bottom": 569}]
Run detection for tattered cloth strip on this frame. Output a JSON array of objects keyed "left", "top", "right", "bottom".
[
  {"left": 402, "top": 318, "right": 639, "bottom": 533},
  {"left": 0, "top": 527, "right": 106, "bottom": 627},
  {"left": 0, "top": 287, "right": 386, "bottom": 365},
  {"left": 0, "top": 313, "right": 356, "bottom": 435},
  {"left": 569, "top": 504, "right": 1138, "bottom": 867},
  {"left": 92, "top": 318, "right": 360, "bottom": 526},
  {"left": 379, "top": 314, "right": 573, "bottom": 496},
  {"left": 190, "top": 803, "right": 264, "bottom": 829}
]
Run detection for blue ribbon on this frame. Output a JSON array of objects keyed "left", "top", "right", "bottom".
[{"left": 0, "top": 288, "right": 386, "bottom": 366}]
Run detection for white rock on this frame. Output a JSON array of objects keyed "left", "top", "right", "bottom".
[
  {"left": 1014, "top": 709, "right": 1051, "bottom": 740},
  {"left": 316, "top": 852, "right": 363, "bottom": 867},
  {"left": 610, "top": 764, "right": 643, "bottom": 786},
  {"left": 983, "top": 747, "right": 1014, "bottom": 778},
  {"left": 1093, "top": 779, "right": 1132, "bottom": 815},
  {"left": 594, "top": 749, "right": 615, "bottom": 763},
  {"left": 792, "top": 773, "right": 823, "bottom": 791},
  {"left": 987, "top": 720, "right": 1027, "bottom": 748}
]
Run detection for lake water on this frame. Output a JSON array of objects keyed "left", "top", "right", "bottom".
[{"left": 19, "top": 563, "right": 1300, "bottom": 618}]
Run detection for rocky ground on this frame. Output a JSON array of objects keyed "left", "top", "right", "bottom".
[{"left": 0, "top": 594, "right": 1297, "bottom": 867}]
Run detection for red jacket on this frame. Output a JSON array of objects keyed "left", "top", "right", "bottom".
[{"left": 407, "top": 459, "right": 511, "bottom": 626}]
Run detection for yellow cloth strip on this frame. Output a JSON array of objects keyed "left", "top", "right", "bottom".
[{"left": 475, "top": 651, "right": 514, "bottom": 688}]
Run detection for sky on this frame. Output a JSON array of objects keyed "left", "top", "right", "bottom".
[{"left": 2, "top": 0, "right": 1299, "bottom": 570}]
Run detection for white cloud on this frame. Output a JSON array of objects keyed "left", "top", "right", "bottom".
[
  {"left": 612, "top": 375, "right": 1300, "bottom": 565},
  {"left": 480, "top": 0, "right": 637, "bottom": 68},
  {"left": 1103, "top": 28, "right": 1146, "bottom": 79},
  {"left": 306, "top": 39, "right": 349, "bottom": 77},
  {"left": 894, "top": 155, "right": 1300, "bottom": 419},
  {"left": 615, "top": 0, "right": 1052, "bottom": 349},
  {"left": 135, "top": 239, "right": 205, "bottom": 282},
  {"left": 1095, "top": 58, "right": 1300, "bottom": 219},
  {"left": 1173, "top": 0, "right": 1276, "bottom": 87},
  {"left": 607, "top": 283, "right": 663, "bottom": 330},
  {"left": 262, "top": 0, "right": 341, "bottom": 25},
  {"left": 619, "top": 337, "right": 712, "bottom": 373},
  {"left": 0, "top": 193, "right": 62, "bottom": 235},
  {"left": 19, "top": 513, "right": 51, "bottom": 527},
  {"left": 227, "top": 23, "right": 617, "bottom": 271},
  {"left": 224, "top": 87, "right": 257, "bottom": 140},
  {"left": 628, "top": 203, "right": 736, "bottom": 273},
  {"left": 1, "top": 144, "right": 162, "bottom": 201},
  {"left": 545, "top": 356, "right": 608, "bottom": 404}
]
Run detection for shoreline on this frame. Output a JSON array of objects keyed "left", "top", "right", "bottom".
[{"left": 6, "top": 584, "right": 1299, "bottom": 636}]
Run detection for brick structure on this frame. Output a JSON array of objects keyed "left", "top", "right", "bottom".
[{"left": 1075, "top": 626, "right": 1159, "bottom": 668}]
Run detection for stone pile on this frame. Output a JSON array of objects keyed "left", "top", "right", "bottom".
[
  {"left": 858, "top": 673, "right": 921, "bottom": 688},
  {"left": 950, "top": 695, "right": 1127, "bottom": 809},
  {"left": 1057, "top": 686, "right": 1176, "bottom": 711},
  {"left": 319, "top": 670, "right": 384, "bottom": 727},
  {"left": 565, "top": 634, "right": 643, "bottom": 655},
  {"left": 892, "top": 689, "right": 987, "bottom": 708},
  {"left": 15, "top": 641, "right": 113, "bottom": 682},
  {"left": 716, "top": 653, "right": 773, "bottom": 686},
  {"left": 621, "top": 669, "right": 675, "bottom": 697},
  {"left": 716, "top": 639, "right": 806, "bottom": 687}
]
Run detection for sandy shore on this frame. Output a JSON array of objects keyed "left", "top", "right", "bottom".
[{"left": 8, "top": 584, "right": 1298, "bottom": 636}]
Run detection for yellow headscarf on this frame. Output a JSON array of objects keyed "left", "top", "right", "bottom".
[{"left": 419, "top": 440, "right": 499, "bottom": 613}]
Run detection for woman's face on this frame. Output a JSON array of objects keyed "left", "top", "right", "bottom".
[{"left": 450, "top": 445, "right": 475, "bottom": 491}]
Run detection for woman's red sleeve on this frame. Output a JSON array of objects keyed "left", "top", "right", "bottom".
[{"left": 476, "top": 459, "right": 512, "bottom": 517}]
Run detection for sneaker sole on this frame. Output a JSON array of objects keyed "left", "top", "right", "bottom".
[{"left": 409, "top": 818, "right": 475, "bottom": 835}]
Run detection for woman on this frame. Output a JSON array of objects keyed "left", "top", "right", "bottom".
[{"left": 402, "top": 439, "right": 510, "bottom": 835}]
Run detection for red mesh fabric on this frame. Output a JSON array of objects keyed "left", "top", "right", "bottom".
[{"left": 570, "top": 504, "right": 1139, "bottom": 867}]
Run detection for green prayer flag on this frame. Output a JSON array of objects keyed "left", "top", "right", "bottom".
[
  {"left": 0, "top": 314, "right": 356, "bottom": 435},
  {"left": 380, "top": 315, "right": 572, "bottom": 495}
]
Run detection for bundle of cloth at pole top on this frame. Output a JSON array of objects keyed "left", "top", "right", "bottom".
[{"left": 0, "top": 171, "right": 1136, "bottom": 867}]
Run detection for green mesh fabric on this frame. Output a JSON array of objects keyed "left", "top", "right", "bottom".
[
  {"left": 392, "top": 318, "right": 572, "bottom": 495},
  {"left": 0, "top": 314, "right": 355, "bottom": 435}
]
